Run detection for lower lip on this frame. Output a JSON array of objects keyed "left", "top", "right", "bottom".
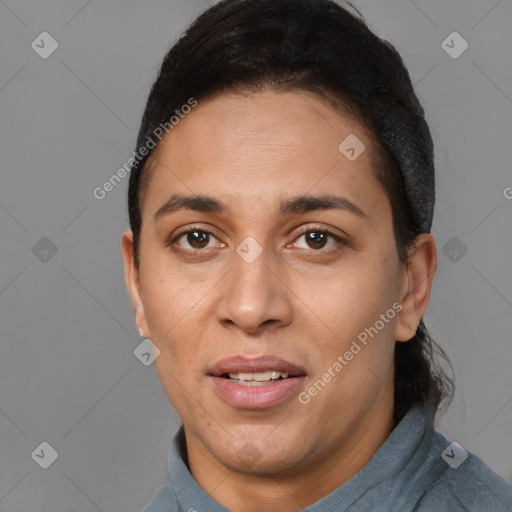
[{"left": 209, "top": 375, "right": 306, "bottom": 409}]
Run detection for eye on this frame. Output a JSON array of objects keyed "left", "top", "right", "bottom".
[
  {"left": 291, "top": 228, "right": 346, "bottom": 251},
  {"left": 168, "top": 225, "right": 347, "bottom": 254},
  {"left": 171, "top": 228, "right": 224, "bottom": 251}
]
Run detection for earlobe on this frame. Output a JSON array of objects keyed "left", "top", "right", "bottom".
[
  {"left": 395, "top": 233, "right": 437, "bottom": 342},
  {"left": 121, "top": 230, "right": 148, "bottom": 337}
]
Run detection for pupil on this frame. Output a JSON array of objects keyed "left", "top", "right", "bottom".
[
  {"left": 307, "top": 231, "right": 327, "bottom": 249},
  {"left": 188, "top": 231, "right": 208, "bottom": 248}
]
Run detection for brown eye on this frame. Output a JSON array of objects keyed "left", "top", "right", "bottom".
[
  {"left": 305, "top": 231, "right": 328, "bottom": 250},
  {"left": 184, "top": 230, "right": 210, "bottom": 249},
  {"left": 172, "top": 229, "right": 217, "bottom": 250},
  {"left": 167, "top": 226, "right": 227, "bottom": 254},
  {"left": 291, "top": 228, "right": 346, "bottom": 251}
]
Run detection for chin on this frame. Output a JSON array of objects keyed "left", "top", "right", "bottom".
[
  {"left": 212, "top": 430, "right": 309, "bottom": 475},
  {"left": 226, "top": 447, "right": 305, "bottom": 476}
]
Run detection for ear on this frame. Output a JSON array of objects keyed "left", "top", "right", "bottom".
[
  {"left": 121, "top": 230, "right": 149, "bottom": 338},
  {"left": 395, "top": 233, "right": 437, "bottom": 342}
]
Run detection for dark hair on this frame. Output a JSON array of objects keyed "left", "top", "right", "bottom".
[{"left": 127, "top": 0, "right": 454, "bottom": 424}]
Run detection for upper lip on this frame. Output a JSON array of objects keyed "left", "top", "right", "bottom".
[{"left": 208, "top": 355, "right": 306, "bottom": 377}]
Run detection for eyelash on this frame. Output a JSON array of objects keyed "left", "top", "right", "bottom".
[{"left": 167, "top": 224, "right": 347, "bottom": 254}]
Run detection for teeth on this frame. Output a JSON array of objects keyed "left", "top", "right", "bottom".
[{"left": 228, "top": 371, "right": 290, "bottom": 382}]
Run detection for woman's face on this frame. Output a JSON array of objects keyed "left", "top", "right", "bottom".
[{"left": 122, "top": 90, "right": 418, "bottom": 476}]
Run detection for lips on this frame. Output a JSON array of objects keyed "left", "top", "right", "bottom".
[
  {"left": 207, "top": 355, "right": 307, "bottom": 409},
  {"left": 208, "top": 355, "right": 306, "bottom": 377}
]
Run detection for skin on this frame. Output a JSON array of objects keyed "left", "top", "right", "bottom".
[{"left": 121, "top": 90, "right": 437, "bottom": 512}]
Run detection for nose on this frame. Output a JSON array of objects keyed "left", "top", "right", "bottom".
[{"left": 214, "top": 243, "right": 293, "bottom": 335}]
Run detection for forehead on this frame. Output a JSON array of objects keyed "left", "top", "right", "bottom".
[{"left": 139, "top": 90, "right": 387, "bottom": 221}]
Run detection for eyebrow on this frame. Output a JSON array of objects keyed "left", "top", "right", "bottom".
[{"left": 153, "top": 193, "right": 368, "bottom": 221}]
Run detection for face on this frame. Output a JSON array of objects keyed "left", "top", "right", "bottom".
[{"left": 122, "top": 90, "right": 428, "bottom": 480}]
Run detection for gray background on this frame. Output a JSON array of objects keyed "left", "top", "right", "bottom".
[{"left": 1, "top": 0, "right": 511, "bottom": 510}]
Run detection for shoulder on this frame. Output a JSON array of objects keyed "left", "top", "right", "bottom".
[
  {"left": 141, "top": 483, "right": 180, "bottom": 512},
  {"left": 415, "top": 439, "right": 512, "bottom": 512}
]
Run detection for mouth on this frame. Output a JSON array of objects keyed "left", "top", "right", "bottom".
[
  {"left": 207, "top": 355, "right": 307, "bottom": 409},
  {"left": 221, "top": 370, "right": 293, "bottom": 386}
]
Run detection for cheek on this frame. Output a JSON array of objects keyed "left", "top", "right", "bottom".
[
  {"left": 305, "top": 264, "right": 399, "bottom": 403},
  {"left": 141, "top": 273, "right": 205, "bottom": 407},
  {"left": 140, "top": 266, "right": 202, "bottom": 353},
  {"left": 300, "top": 262, "right": 399, "bottom": 406},
  {"left": 310, "top": 254, "right": 399, "bottom": 342}
]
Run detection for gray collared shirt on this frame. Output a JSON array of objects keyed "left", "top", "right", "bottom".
[{"left": 142, "top": 406, "right": 512, "bottom": 511}]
